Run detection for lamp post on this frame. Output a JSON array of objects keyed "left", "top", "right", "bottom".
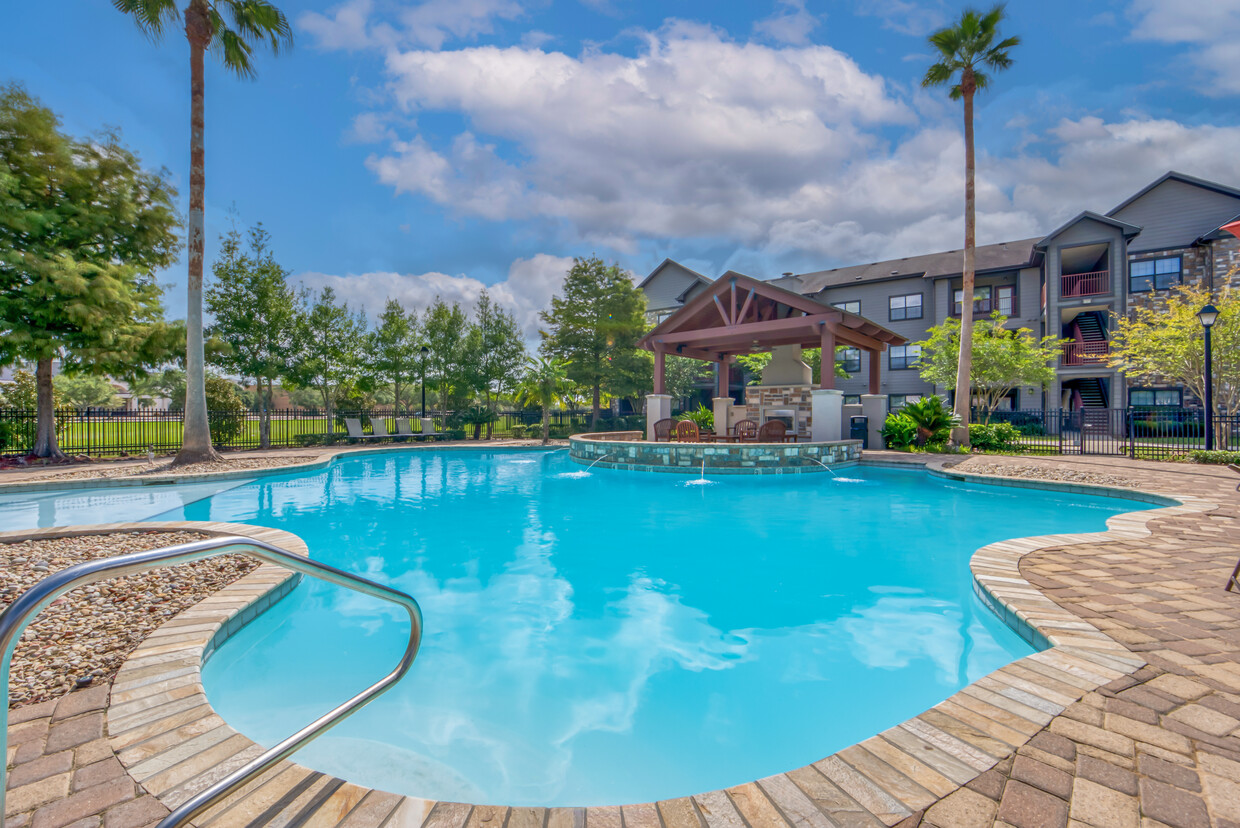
[
  {"left": 1198, "top": 304, "right": 1219, "bottom": 451},
  {"left": 420, "top": 345, "right": 429, "bottom": 418}
]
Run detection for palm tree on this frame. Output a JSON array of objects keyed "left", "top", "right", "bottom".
[
  {"left": 923, "top": 5, "right": 1018, "bottom": 446},
  {"left": 113, "top": 0, "right": 292, "bottom": 465},
  {"left": 515, "top": 356, "right": 573, "bottom": 444}
]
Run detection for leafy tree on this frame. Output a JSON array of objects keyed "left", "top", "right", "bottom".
[
  {"left": 423, "top": 297, "right": 470, "bottom": 413},
  {"left": 113, "top": 0, "right": 293, "bottom": 465},
  {"left": 923, "top": 5, "right": 1019, "bottom": 445},
  {"left": 663, "top": 356, "right": 711, "bottom": 406},
  {"left": 514, "top": 356, "right": 573, "bottom": 444},
  {"left": 286, "top": 287, "right": 366, "bottom": 437},
  {"left": 205, "top": 222, "right": 297, "bottom": 448},
  {"left": 1109, "top": 285, "right": 1239, "bottom": 418},
  {"left": 368, "top": 299, "right": 420, "bottom": 415},
  {"left": 540, "top": 256, "right": 648, "bottom": 427},
  {"left": 462, "top": 290, "right": 526, "bottom": 437},
  {"left": 918, "top": 313, "right": 1063, "bottom": 421},
  {"left": 57, "top": 376, "right": 122, "bottom": 410},
  {"left": 0, "top": 85, "right": 180, "bottom": 459},
  {"left": 0, "top": 370, "right": 63, "bottom": 410}
]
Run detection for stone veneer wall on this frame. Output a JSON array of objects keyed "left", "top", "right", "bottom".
[
  {"left": 569, "top": 432, "right": 860, "bottom": 473},
  {"left": 742, "top": 385, "right": 814, "bottom": 436}
]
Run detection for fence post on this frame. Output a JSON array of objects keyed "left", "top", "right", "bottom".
[{"left": 1127, "top": 408, "right": 1135, "bottom": 459}]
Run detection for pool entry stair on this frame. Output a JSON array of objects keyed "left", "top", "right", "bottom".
[{"left": 0, "top": 536, "right": 423, "bottom": 828}]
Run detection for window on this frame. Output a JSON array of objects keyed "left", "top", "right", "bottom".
[
  {"left": 837, "top": 347, "right": 861, "bottom": 373},
  {"left": 996, "top": 285, "right": 1016, "bottom": 316},
  {"left": 843, "top": 395, "right": 861, "bottom": 405},
  {"left": 832, "top": 300, "right": 861, "bottom": 314},
  {"left": 1129, "top": 257, "right": 1181, "bottom": 292},
  {"left": 889, "top": 344, "right": 921, "bottom": 370},
  {"left": 953, "top": 286, "right": 992, "bottom": 315},
  {"left": 1130, "top": 388, "right": 1182, "bottom": 407},
  {"left": 889, "top": 293, "right": 923, "bottom": 321},
  {"left": 889, "top": 394, "right": 922, "bottom": 410}
]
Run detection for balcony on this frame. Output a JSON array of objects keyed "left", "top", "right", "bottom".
[
  {"left": 1061, "top": 340, "right": 1110, "bottom": 366},
  {"left": 1060, "top": 270, "right": 1110, "bottom": 298},
  {"left": 951, "top": 297, "right": 1018, "bottom": 318}
]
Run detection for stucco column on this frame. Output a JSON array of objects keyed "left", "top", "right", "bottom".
[
  {"left": 811, "top": 389, "right": 843, "bottom": 442},
  {"left": 712, "top": 397, "right": 731, "bottom": 436},
  {"left": 860, "top": 394, "right": 888, "bottom": 450},
  {"left": 646, "top": 394, "right": 671, "bottom": 441}
]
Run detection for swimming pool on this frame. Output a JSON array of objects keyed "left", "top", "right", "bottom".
[{"left": 4, "top": 449, "right": 1155, "bottom": 807}]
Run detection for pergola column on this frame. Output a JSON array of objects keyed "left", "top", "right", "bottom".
[
  {"left": 717, "top": 360, "right": 730, "bottom": 398},
  {"left": 868, "top": 348, "right": 881, "bottom": 395},
  {"left": 819, "top": 325, "right": 836, "bottom": 390},
  {"left": 653, "top": 347, "right": 666, "bottom": 395}
]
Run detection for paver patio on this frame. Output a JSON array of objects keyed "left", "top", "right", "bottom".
[{"left": 4, "top": 451, "right": 1240, "bottom": 828}]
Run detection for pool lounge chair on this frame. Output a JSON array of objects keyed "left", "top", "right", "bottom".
[
  {"left": 395, "top": 417, "right": 415, "bottom": 438},
  {"left": 371, "top": 419, "right": 401, "bottom": 441},
  {"left": 344, "top": 417, "right": 383, "bottom": 442}
]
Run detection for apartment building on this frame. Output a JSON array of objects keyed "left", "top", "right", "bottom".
[{"left": 640, "top": 171, "right": 1240, "bottom": 412}]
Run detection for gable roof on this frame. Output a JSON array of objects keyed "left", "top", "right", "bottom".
[
  {"left": 636, "top": 258, "right": 712, "bottom": 291},
  {"left": 1108, "top": 171, "right": 1240, "bottom": 217},
  {"left": 1034, "top": 211, "right": 1142, "bottom": 250},
  {"left": 1197, "top": 213, "right": 1240, "bottom": 242},
  {"left": 793, "top": 238, "right": 1042, "bottom": 294}
]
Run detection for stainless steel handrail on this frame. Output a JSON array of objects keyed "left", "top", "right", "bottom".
[{"left": 0, "top": 536, "right": 423, "bottom": 828}]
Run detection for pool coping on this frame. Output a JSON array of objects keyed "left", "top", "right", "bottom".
[{"left": 2, "top": 453, "right": 1221, "bottom": 828}]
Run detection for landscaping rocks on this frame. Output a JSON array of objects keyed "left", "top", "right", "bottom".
[
  {"left": 953, "top": 461, "right": 1142, "bottom": 488},
  {"left": 28, "top": 455, "right": 321, "bottom": 482},
  {"left": 1, "top": 532, "right": 257, "bottom": 708}
]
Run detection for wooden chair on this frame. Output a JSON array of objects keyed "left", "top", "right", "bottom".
[
  {"left": 757, "top": 420, "right": 788, "bottom": 443},
  {"left": 674, "top": 420, "right": 701, "bottom": 442},
  {"left": 731, "top": 419, "right": 759, "bottom": 442},
  {"left": 653, "top": 418, "right": 676, "bottom": 442}
]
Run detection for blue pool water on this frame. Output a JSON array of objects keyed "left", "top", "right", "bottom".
[{"left": 4, "top": 450, "right": 1154, "bottom": 806}]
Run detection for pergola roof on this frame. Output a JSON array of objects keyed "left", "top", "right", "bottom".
[{"left": 638, "top": 271, "right": 907, "bottom": 362}]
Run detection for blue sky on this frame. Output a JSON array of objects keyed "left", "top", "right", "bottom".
[{"left": 6, "top": 0, "right": 1240, "bottom": 334}]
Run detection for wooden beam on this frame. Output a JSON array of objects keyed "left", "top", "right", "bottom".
[
  {"left": 738, "top": 288, "right": 756, "bottom": 325},
  {"left": 868, "top": 348, "right": 881, "bottom": 395},
  {"left": 730, "top": 279, "right": 737, "bottom": 325},
  {"left": 820, "top": 325, "right": 836, "bottom": 390},
  {"left": 652, "top": 314, "right": 827, "bottom": 345},
  {"left": 712, "top": 295, "right": 730, "bottom": 326},
  {"left": 653, "top": 347, "right": 666, "bottom": 395}
]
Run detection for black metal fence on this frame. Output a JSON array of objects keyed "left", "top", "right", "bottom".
[
  {"left": 979, "top": 407, "right": 1240, "bottom": 461},
  {"left": 0, "top": 407, "right": 627, "bottom": 457}
]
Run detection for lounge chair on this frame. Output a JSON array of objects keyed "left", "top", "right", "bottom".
[
  {"left": 344, "top": 417, "right": 383, "bottom": 442},
  {"left": 653, "top": 418, "right": 675, "bottom": 442},
  {"left": 732, "top": 419, "right": 759, "bottom": 443},
  {"left": 395, "top": 417, "right": 415, "bottom": 438},
  {"left": 674, "top": 420, "right": 701, "bottom": 442},
  {"left": 371, "top": 419, "right": 401, "bottom": 441},
  {"left": 758, "top": 420, "right": 789, "bottom": 443}
]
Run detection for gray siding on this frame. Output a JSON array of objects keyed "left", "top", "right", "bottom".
[
  {"left": 641, "top": 263, "right": 704, "bottom": 311},
  {"left": 1111, "top": 178, "right": 1240, "bottom": 253}
]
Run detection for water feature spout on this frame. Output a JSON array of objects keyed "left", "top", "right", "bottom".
[
  {"left": 805, "top": 456, "right": 839, "bottom": 477},
  {"left": 586, "top": 454, "right": 611, "bottom": 471}
]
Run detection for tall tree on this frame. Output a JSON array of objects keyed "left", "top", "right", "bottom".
[
  {"left": 113, "top": 0, "right": 293, "bottom": 465},
  {"left": 464, "top": 290, "right": 526, "bottom": 436},
  {"left": 917, "top": 313, "right": 1064, "bottom": 422},
  {"left": 286, "top": 286, "right": 366, "bottom": 438},
  {"left": 540, "top": 256, "right": 648, "bottom": 427},
  {"left": 369, "top": 299, "right": 420, "bottom": 415},
  {"left": 514, "top": 356, "right": 573, "bottom": 445},
  {"left": 923, "top": 5, "right": 1019, "bottom": 445},
  {"left": 423, "top": 297, "right": 469, "bottom": 414},
  {"left": 205, "top": 222, "right": 297, "bottom": 448},
  {"left": 0, "top": 85, "right": 180, "bottom": 458}
]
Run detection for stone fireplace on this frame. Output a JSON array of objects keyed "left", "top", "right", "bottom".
[{"left": 742, "top": 386, "right": 813, "bottom": 436}]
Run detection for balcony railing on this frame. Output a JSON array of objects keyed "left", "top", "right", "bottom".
[
  {"left": 1061, "top": 270, "right": 1110, "bottom": 298},
  {"left": 1062, "top": 340, "right": 1110, "bottom": 366},
  {"left": 951, "top": 297, "right": 1018, "bottom": 317}
]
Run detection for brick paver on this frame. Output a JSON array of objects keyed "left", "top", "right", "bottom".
[{"left": 5, "top": 453, "right": 1240, "bottom": 828}]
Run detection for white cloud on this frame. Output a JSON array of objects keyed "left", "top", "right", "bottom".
[
  {"left": 1129, "top": 0, "right": 1240, "bottom": 94},
  {"left": 298, "top": 0, "right": 525, "bottom": 51},
  {"left": 299, "top": 0, "right": 378, "bottom": 51},
  {"left": 297, "top": 253, "right": 574, "bottom": 339},
  {"left": 853, "top": 0, "right": 947, "bottom": 37},
  {"left": 753, "top": 0, "right": 820, "bottom": 46}
]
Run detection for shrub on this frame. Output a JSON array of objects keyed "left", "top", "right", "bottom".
[
  {"left": 1188, "top": 449, "right": 1240, "bottom": 465},
  {"left": 881, "top": 413, "right": 917, "bottom": 449},
  {"left": 203, "top": 376, "right": 246, "bottom": 446},
  {"left": 901, "top": 396, "right": 960, "bottom": 445},
  {"left": 677, "top": 404, "right": 713, "bottom": 431},
  {"left": 508, "top": 424, "right": 527, "bottom": 439},
  {"left": 969, "top": 421, "right": 1022, "bottom": 452}
]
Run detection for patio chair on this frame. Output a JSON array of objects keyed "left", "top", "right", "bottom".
[
  {"left": 674, "top": 420, "right": 701, "bottom": 442},
  {"left": 371, "top": 419, "right": 401, "bottom": 441},
  {"left": 732, "top": 419, "right": 759, "bottom": 442},
  {"left": 758, "top": 420, "right": 788, "bottom": 443},
  {"left": 344, "top": 417, "right": 382, "bottom": 442},
  {"left": 653, "top": 418, "right": 676, "bottom": 442},
  {"left": 395, "top": 417, "right": 415, "bottom": 438}
]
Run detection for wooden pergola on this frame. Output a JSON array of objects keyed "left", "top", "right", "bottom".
[{"left": 638, "top": 272, "right": 908, "bottom": 395}]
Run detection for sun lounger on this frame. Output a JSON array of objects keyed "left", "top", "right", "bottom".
[
  {"left": 395, "top": 417, "right": 415, "bottom": 438},
  {"left": 344, "top": 417, "right": 383, "bottom": 442},
  {"left": 371, "top": 419, "right": 401, "bottom": 441}
]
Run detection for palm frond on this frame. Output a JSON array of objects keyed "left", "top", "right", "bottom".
[
  {"left": 922, "top": 2, "right": 1017, "bottom": 98},
  {"left": 111, "top": 0, "right": 180, "bottom": 40},
  {"left": 205, "top": 0, "right": 294, "bottom": 78}
]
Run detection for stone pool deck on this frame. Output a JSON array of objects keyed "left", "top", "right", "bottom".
[{"left": 4, "top": 452, "right": 1240, "bottom": 828}]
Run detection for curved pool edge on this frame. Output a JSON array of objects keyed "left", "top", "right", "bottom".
[{"left": 3, "top": 463, "right": 1219, "bottom": 827}]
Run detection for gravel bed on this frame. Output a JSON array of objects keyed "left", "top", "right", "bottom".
[
  {"left": 27, "top": 455, "right": 322, "bottom": 482},
  {"left": 955, "top": 461, "right": 1141, "bottom": 488},
  {"left": 1, "top": 531, "right": 259, "bottom": 708}
]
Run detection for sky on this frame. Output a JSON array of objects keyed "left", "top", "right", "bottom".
[{"left": 6, "top": 0, "right": 1240, "bottom": 336}]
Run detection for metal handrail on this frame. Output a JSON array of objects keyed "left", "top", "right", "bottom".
[{"left": 0, "top": 536, "right": 423, "bottom": 828}]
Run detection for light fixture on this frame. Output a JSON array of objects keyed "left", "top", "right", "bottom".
[
  {"left": 1199, "top": 304, "right": 1219, "bottom": 450},
  {"left": 1198, "top": 304, "right": 1219, "bottom": 328}
]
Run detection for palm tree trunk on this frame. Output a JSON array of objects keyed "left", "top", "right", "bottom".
[
  {"left": 32, "top": 357, "right": 64, "bottom": 460},
  {"left": 176, "top": 0, "right": 220, "bottom": 465},
  {"left": 951, "top": 83, "right": 977, "bottom": 447}
]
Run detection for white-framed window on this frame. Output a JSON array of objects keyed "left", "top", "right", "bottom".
[
  {"left": 837, "top": 347, "right": 861, "bottom": 373},
  {"left": 1129, "top": 257, "right": 1181, "bottom": 292},
  {"left": 889, "top": 394, "right": 922, "bottom": 410},
  {"left": 889, "top": 344, "right": 921, "bottom": 370},
  {"left": 889, "top": 293, "right": 923, "bottom": 321},
  {"left": 832, "top": 300, "right": 861, "bottom": 314},
  {"left": 1130, "top": 388, "right": 1182, "bottom": 407}
]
